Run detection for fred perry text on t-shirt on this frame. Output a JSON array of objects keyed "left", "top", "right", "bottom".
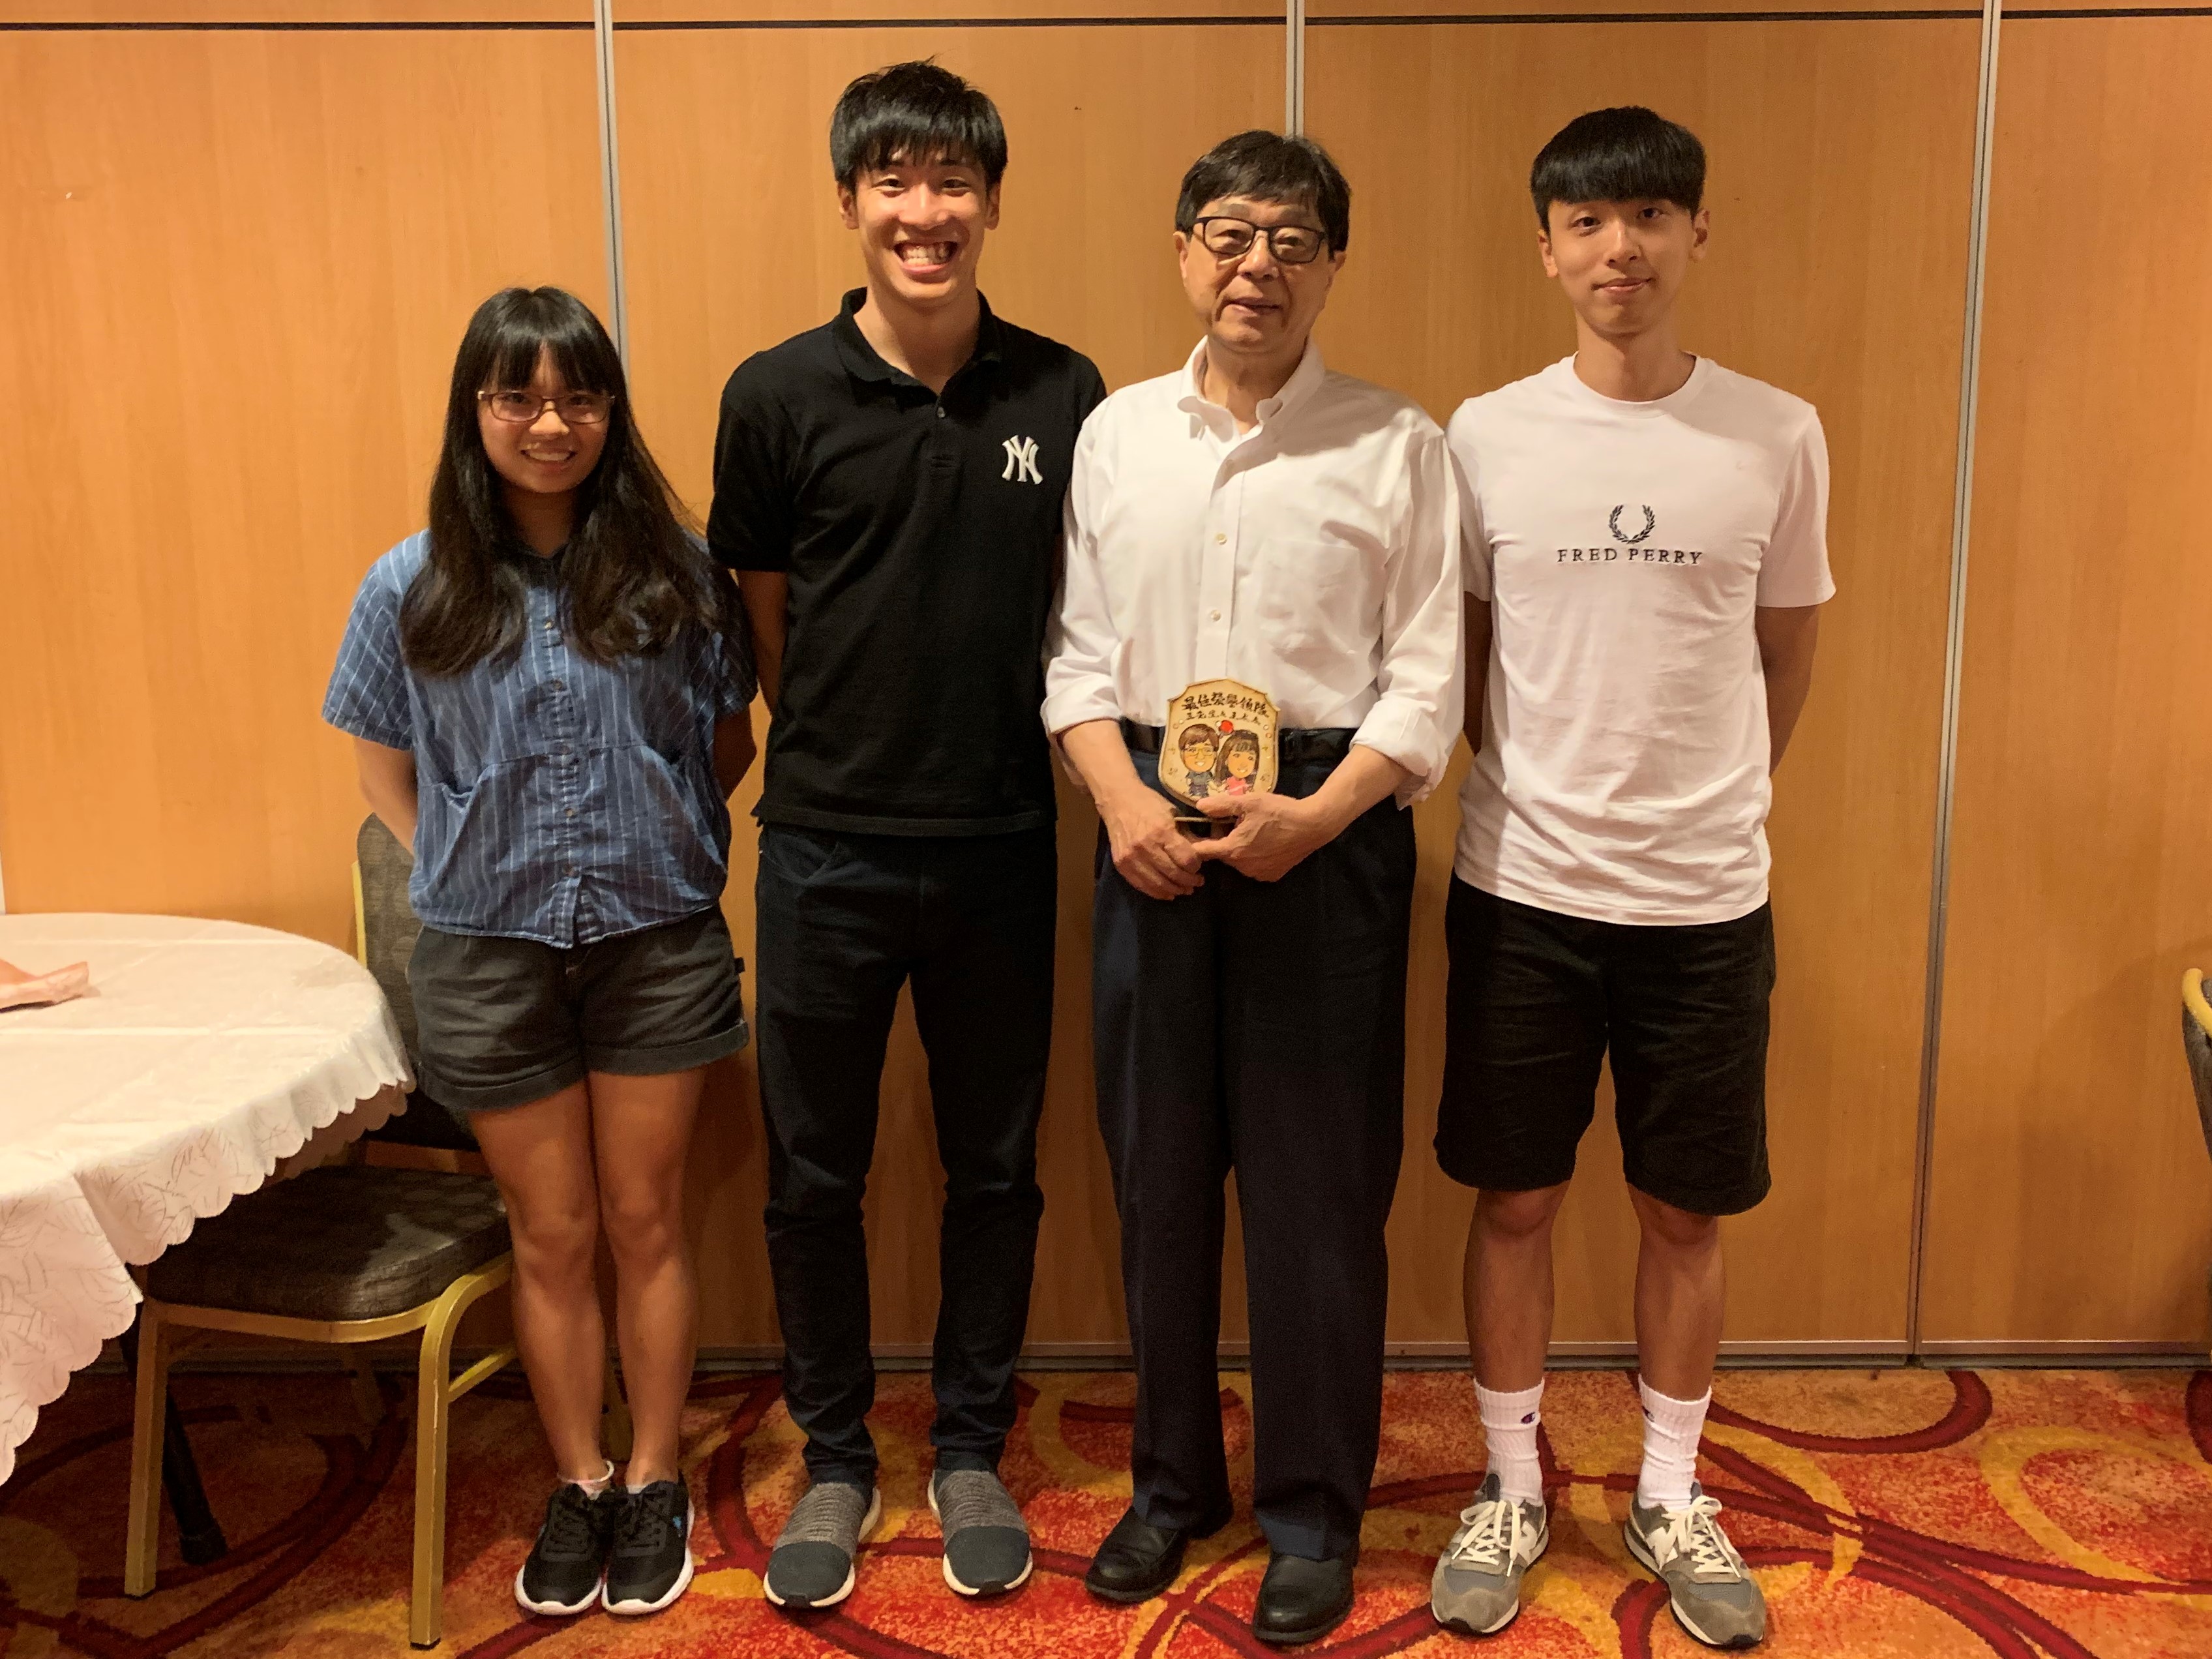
[{"left": 1555, "top": 546, "right": 1705, "bottom": 564}]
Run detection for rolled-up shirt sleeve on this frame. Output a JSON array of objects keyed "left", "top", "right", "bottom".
[
  {"left": 1041, "top": 415, "right": 1125, "bottom": 738},
  {"left": 1351, "top": 423, "right": 1464, "bottom": 803}
]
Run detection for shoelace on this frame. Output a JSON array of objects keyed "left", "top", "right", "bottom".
[
  {"left": 933, "top": 1469, "right": 1027, "bottom": 1537},
  {"left": 1654, "top": 1494, "right": 1747, "bottom": 1582},
  {"left": 1444, "top": 1493, "right": 1526, "bottom": 1570},
  {"left": 541, "top": 1487, "right": 606, "bottom": 1561},
  {"left": 777, "top": 1482, "right": 871, "bottom": 1548},
  {"left": 614, "top": 1485, "right": 680, "bottom": 1553}
]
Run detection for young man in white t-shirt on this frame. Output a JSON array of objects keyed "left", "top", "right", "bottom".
[{"left": 1427, "top": 108, "right": 1830, "bottom": 1651}]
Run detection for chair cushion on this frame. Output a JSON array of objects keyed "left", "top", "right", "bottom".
[{"left": 147, "top": 1167, "right": 510, "bottom": 1323}]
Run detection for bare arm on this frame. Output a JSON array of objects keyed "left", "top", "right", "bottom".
[
  {"left": 1755, "top": 603, "right": 1822, "bottom": 772},
  {"left": 1463, "top": 599, "right": 1492, "bottom": 755},
  {"left": 735, "top": 571, "right": 788, "bottom": 715},
  {"left": 1058, "top": 719, "right": 1204, "bottom": 901},
  {"left": 713, "top": 712, "right": 757, "bottom": 798},
  {"left": 353, "top": 737, "right": 418, "bottom": 852}
]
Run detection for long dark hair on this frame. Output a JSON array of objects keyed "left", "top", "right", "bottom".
[{"left": 400, "top": 286, "right": 740, "bottom": 674}]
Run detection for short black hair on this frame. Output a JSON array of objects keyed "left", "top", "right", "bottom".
[
  {"left": 1530, "top": 106, "right": 1705, "bottom": 229},
  {"left": 1175, "top": 130, "right": 1351, "bottom": 254},
  {"left": 830, "top": 60, "right": 1008, "bottom": 191}
]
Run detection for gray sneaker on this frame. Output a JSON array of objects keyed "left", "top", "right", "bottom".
[
  {"left": 764, "top": 1480, "right": 881, "bottom": 1610},
  {"left": 929, "top": 1467, "right": 1034, "bottom": 1596},
  {"left": 1623, "top": 1483, "right": 1767, "bottom": 1650},
  {"left": 1429, "top": 1472, "right": 1548, "bottom": 1636}
]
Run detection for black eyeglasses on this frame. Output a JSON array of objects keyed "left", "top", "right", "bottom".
[
  {"left": 477, "top": 390, "right": 616, "bottom": 426},
  {"left": 1191, "top": 216, "right": 1330, "bottom": 266}
]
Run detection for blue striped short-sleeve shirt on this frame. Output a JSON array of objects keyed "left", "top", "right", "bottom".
[{"left": 323, "top": 532, "right": 757, "bottom": 947}]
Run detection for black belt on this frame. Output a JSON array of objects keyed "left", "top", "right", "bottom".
[{"left": 1120, "top": 718, "right": 1356, "bottom": 766}]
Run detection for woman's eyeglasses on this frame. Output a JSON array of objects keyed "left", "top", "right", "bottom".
[{"left": 477, "top": 390, "right": 616, "bottom": 426}]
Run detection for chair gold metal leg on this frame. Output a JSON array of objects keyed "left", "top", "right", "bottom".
[
  {"left": 124, "top": 1304, "right": 170, "bottom": 1597},
  {"left": 410, "top": 1291, "right": 464, "bottom": 1647},
  {"left": 603, "top": 1352, "right": 633, "bottom": 1464}
]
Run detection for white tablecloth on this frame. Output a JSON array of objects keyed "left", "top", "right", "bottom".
[{"left": 0, "top": 914, "right": 412, "bottom": 1484}]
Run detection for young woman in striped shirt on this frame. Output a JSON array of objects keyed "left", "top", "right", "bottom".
[{"left": 325, "top": 286, "right": 755, "bottom": 1621}]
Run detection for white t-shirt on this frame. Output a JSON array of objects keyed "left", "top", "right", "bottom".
[{"left": 1450, "top": 355, "right": 1834, "bottom": 925}]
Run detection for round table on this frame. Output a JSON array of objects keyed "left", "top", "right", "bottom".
[{"left": 0, "top": 914, "right": 411, "bottom": 1485}]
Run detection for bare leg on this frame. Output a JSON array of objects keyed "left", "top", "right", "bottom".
[
  {"left": 1628, "top": 1188, "right": 1725, "bottom": 1399},
  {"left": 1463, "top": 1184, "right": 1571, "bottom": 1392},
  {"left": 588, "top": 1067, "right": 707, "bottom": 1486},
  {"left": 470, "top": 1083, "right": 606, "bottom": 1481}
]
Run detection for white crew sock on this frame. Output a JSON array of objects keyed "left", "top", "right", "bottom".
[
  {"left": 1475, "top": 1378, "right": 1546, "bottom": 1507},
  {"left": 1636, "top": 1379, "right": 1711, "bottom": 1511},
  {"left": 567, "top": 1459, "right": 615, "bottom": 1499}
]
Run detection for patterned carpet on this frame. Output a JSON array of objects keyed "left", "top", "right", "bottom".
[{"left": 4, "top": 1365, "right": 2211, "bottom": 1656}]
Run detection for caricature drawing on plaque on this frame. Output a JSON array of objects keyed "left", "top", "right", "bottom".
[{"left": 1157, "top": 678, "right": 1279, "bottom": 820}]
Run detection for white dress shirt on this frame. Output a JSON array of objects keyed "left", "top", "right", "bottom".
[{"left": 1043, "top": 342, "right": 1463, "bottom": 803}]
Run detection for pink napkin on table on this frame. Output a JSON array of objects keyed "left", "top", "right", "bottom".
[{"left": 0, "top": 956, "right": 91, "bottom": 1010}]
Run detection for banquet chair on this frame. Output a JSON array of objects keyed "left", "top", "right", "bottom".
[{"left": 125, "top": 1167, "right": 516, "bottom": 1646}]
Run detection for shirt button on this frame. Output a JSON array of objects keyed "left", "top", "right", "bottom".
[
  {"left": 549, "top": 678, "right": 565, "bottom": 692},
  {"left": 543, "top": 620, "right": 556, "bottom": 632},
  {"left": 565, "top": 807, "right": 577, "bottom": 819},
  {"left": 567, "top": 865, "right": 578, "bottom": 876},
  {"left": 1214, "top": 533, "right": 1227, "bottom": 545},
  {"left": 1209, "top": 609, "right": 1221, "bottom": 621},
  {"left": 936, "top": 407, "right": 946, "bottom": 419}
]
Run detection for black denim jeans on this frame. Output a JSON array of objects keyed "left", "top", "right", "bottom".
[{"left": 755, "top": 824, "right": 1055, "bottom": 1487}]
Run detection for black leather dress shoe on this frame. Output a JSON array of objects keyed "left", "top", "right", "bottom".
[
  {"left": 1252, "top": 1547, "right": 1358, "bottom": 1645},
  {"left": 1083, "top": 1506, "right": 1230, "bottom": 1604}
]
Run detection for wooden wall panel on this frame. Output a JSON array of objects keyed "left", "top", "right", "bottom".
[
  {"left": 1920, "top": 18, "right": 2212, "bottom": 1345},
  {"left": 0, "top": 3, "right": 590, "bottom": 20},
  {"left": 616, "top": 1, "right": 1278, "bottom": 19},
  {"left": 0, "top": 31, "right": 606, "bottom": 946},
  {"left": 612, "top": 22, "right": 1284, "bottom": 1349},
  {"left": 1308, "top": 19, "right": 1975, "bottom": 1345},
  {"left": 1312, "top": 1, "right": 1945, "bottom": 14}
]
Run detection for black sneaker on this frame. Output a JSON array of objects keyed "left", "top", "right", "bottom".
[
  {"left": 603, "top": 1479, "right": 695, "bottom": 1615},
  {"left": 515, "top": 1483, "right": 616, "bottom": 1616}
]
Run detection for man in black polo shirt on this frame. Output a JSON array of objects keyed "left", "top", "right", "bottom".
[{"left": 708, "top": 61, "right": 1105, "bottom": 1612}]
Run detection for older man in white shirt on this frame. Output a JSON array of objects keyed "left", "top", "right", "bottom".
[{"left": 1045, "top": 130, "right": 1461, "bottom": 1646}]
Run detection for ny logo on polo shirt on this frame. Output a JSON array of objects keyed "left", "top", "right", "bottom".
[{"left": 1001, "top": 434, "right": 1043, "bottom": 485}]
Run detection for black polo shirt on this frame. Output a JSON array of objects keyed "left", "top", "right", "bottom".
[{"left": 710, "top": 290, "right": 1106, "bottom": 835}]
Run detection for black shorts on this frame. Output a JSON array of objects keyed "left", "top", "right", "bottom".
[
  {"left": 1433, "top": 880, "right": 1775, "bottom": 1216},
  {"left": 410, "top": 908, "right": 749, "bottom": 1113}
]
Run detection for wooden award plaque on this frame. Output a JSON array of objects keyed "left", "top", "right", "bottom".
[{"left": 1156, "top": 678, "right": 1279, "bottom": 818}]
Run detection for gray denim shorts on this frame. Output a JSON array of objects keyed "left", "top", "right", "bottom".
[{"left": 409, "top": 908, "right": 749, "bottom": 1112}]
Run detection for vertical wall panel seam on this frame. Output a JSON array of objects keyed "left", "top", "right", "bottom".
[
  {"left": 1906, "top": 0, "right": 2003, "bottom": 1354},
  {"left": 593, "top": 0, "right": 631, "bottom": 363},
  {"left": 1286, "top": 0, "right": 1306, "bottom": 133}
]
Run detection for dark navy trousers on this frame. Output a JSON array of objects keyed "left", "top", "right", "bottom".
[
  {"left": 755, "top": 824, "right": 1056, "bottom": 1487},
  {"left": 1092, "top": 751, "right": 1414, "bottom": 1561}
]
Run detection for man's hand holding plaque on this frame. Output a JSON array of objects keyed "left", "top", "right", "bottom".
[
  {"left": 1096, "top": 783, "right": 1205, "bottom": 900},
  {"left": 1191, "top": 790, "right": 1342, "bottom": 884}
]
